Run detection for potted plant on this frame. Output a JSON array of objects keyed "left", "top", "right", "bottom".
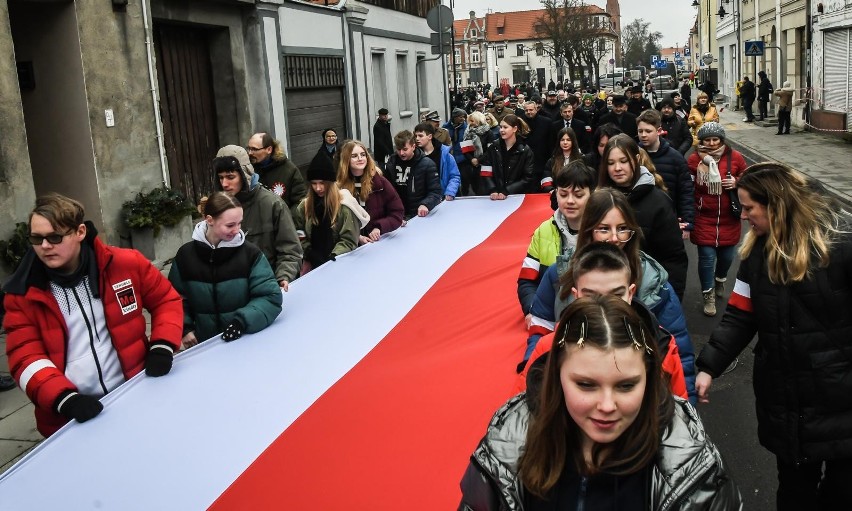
[
  {"left": 122, "top": 185, "right": 196, "bottom": 265},
  {"left": 0, "top": 222, "right": 30, "bottom": 274}
]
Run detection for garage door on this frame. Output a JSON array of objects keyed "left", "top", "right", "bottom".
[
  {"left": 285, "top": 88, "right": 346, "bottom": 173},
  {"left": 283, "top": 55, "right": 347, "bottom": 173}
]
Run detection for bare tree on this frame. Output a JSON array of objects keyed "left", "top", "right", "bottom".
[
  {"left": 536, "top": 0, "right": 618, "bottom": 86},
  {"left": 622, "top": 18, "right": 662, "bottom": 68}
]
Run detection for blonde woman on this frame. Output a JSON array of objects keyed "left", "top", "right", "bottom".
[
  {"left": 337, "top": 140, "right": 403, "bottom": 244},
  {"left": 293, "top": 154, "right": 360, "bottom": 273},
  {"left": 697, "top": 163, "right": 852, "bottom": 509},
  {"left": 687, "top": 92, "right": 719, "bottom": 146}
]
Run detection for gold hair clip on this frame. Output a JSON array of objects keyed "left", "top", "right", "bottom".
[
  {"left": 558, "top": 320, "right": 570, "bottom": 348},
  {"left": 641, "top": 328, "right": 653, "bottom": 354},
  {"left": 576, "top": 316, "right": 587, "bottom": 348}
]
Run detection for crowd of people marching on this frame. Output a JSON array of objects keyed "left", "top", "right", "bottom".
[{"left": 4, "top": 78, "right": 852, "bottom": 510}]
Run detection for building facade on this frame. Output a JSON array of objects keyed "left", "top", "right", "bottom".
[
  {"left": 452, "top": 11, "right": 486, "bottom": 86},
  {"left": 810, "top": 0, "right": 852, "bottom": 132},
  {"left": 0, "top": 0, "right": 445, "bottom": 278}
]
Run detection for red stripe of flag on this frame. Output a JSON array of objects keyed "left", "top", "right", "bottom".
[{"left": 210, "top": 194, "right": 552, "bottom": 510}]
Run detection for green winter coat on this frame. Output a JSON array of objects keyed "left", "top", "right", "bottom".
[
  {"left": 255, "top": 156, "right": 308, "bottom": 212},
  {"left": 168, "top": 231, "right": 283, "bottom": 342},
  {"left": 292, "top": 199, "right": 360, "bottom": 264}
]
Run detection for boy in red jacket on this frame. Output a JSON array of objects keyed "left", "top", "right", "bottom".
[{"left": 3, "top": 194, "right": 183, "bottom": 436}]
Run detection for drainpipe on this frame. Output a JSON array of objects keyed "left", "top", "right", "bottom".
[{"left": 141, "top": 0, "right": 170, "bottom": 186}]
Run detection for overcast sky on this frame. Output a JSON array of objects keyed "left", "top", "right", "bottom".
[{"left": 451, "top": 0, "right": 695, "bottom": 48}]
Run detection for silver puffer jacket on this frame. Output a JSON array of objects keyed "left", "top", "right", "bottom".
[{"left": 459, "top": 394, "right": 742, "bottom": 510}]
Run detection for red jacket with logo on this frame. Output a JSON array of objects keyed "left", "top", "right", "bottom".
[{"left": 3, "top": 235, "right": 183, "bottom": 436}]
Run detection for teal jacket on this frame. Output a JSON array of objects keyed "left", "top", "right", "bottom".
[{"left": 168, "top": 222, "right": 283, "bottom": 342}]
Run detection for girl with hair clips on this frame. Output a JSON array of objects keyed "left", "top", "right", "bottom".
[
  {"left": 169, "top": 191, "right": 282, "bottom": 348},
  {"left": 542, "top": 127, "right": 583, "bottom": 193},
  {"left": 460, "top": 295, "right": 742, "bottom": 510},
  {"left": 479, "top": 114, "right": 536, "bottom": 200},
  {"left": 517, "top": 162, "right": 596, "bottom": 319},
  {"left": 598, "top": 134, "right": 688, "bottom": 301},
  {"left": 687, "top": 122, "right": 748, "bottom": 317},
  {"left": 687, "top": 92, "right": 720, "bottom": 146},
  {"left": 293, "top": 153, "right": 364, "bottom": 273},
  {"left": 523, "top": 188, "right": 696, "bottom": 402},
  {"left": 696, "top": 163, "right": 852, "bottom": 510},
  {"left": 337, "top": 140, "right": 404, "bottom": 245}
]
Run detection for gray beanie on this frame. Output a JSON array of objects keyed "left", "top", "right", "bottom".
[
  {"left": 697, "top": 121, "right": 725, "bottom": 140},
  {"left": 451, "top": 108, "right": 467, "bottom": 120}
]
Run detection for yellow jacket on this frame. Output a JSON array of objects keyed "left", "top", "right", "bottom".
[{"left": 687, "top": 104, "right": 720, "bottom": 145}]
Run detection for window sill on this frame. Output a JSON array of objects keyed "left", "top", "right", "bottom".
[{"left": 399, "top": 110, "right": 414, "bottom": 118}]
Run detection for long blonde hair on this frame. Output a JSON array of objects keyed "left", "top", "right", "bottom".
[
  {"left": 304, "top": 181, "right": 342, "bottom": 226},
  {"left": 637, "top": 148, "right": 668, "bottom": 192},
  {"left": 337, "top": 140, "right": 376, "bottom": 203},
  {"left": 738, "top": 163, "right": 841, "bottom": 284}
]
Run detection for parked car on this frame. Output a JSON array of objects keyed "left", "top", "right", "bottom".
[{"left": 650, "top": 75, "right": 678, "bottom": 98}]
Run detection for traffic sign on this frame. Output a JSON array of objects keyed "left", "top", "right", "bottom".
[
  {"left": 426, "top": 5, "right": 453, "bottom": 32},
  {"left": 744, "top": 40, "right": 764, "bottom": 56},
  {"left": 654, "top": 60, "right": 669, "bottom": 69},
  {"left": 651, "top": 55, "right": 658, "bottom": 61},
  {"left": 684, "top": 48, "right": 691, "bottom": 56},
  {"left": 675, "top": 52, "right": 681, "bottom": 58}
]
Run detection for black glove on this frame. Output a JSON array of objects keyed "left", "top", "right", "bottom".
[
  {"left": 221, "top": 319, "right": 244, "bottom": 342},
  {"left": 328, "top": 253, "right": 337, "bottom": 262},
  {"left": 57, "top": 392, "right": 103, "bottom": 423},
  {"left": 145, "top": 342, "right": 174, "bottom": 377}
]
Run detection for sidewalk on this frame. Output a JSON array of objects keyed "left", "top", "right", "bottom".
[{"left": 717, "top": 107, "right": 852, "bottom": 207}]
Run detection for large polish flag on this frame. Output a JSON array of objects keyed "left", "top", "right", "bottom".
[{"left": 0, "top": 195, "right": 550, "bottom": 510}]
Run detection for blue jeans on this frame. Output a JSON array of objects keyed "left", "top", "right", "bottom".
[{"left": 697, "top": 245, "right": 737, "bottom": 291}]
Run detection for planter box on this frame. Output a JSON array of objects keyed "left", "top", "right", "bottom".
[{"left": 131, "top": 216, "right": 193, "bottom": 268}]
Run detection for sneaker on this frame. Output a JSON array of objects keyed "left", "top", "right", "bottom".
[
  {"left": 703, "top": 290, "right": 717, "bottom": 317},
  {"left": 715, "top": 278, "right": 726, "bottom": 298}
]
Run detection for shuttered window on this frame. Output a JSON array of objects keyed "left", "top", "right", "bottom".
[{"left": 823, "top": 29, "right": 851, "bottom": 130}]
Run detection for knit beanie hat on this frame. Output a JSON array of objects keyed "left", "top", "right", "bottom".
[
  {"left": 697, "top": 121, "right": 726, "bottom": 140},
  {"left": 451, "top": 108, "right": 467, "bottom": 120},
  {"left": 307, "top": 153, "right": 337, "bottom": 182}
]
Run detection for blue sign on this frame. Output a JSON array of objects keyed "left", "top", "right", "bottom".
[
  {"left": 684, "top": 48, "right": 691, "bottom": 56},
  {"left": 675, "top": 59, "right": 684, "bottom": 66},
  {"left": 654, "top": 60, "right": 669, "bottom": 69},
  {"left": 744, "top": 41, "right": 764, "bottom": 57},
  {"left": 675, "top": 52, "right": 681, "bottom": 58},
  {"left": 651, "top": 55, "right": 658, "bottom": 61}
]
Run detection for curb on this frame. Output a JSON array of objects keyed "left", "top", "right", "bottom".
[{"left": 726, "top": 138, "right": 852, "bottom": 211}]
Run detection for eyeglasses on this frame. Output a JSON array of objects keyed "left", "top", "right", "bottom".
[
  {"left": 245, "top": 146, "right": 268, "bottom": 153},
  {"left": 28, "top": 229, "right": 76, "bottom": 245},
  {"left": 593, "top": 227, "right": 635, "bottom": 242}
]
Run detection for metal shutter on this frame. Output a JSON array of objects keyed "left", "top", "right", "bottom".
[
  {"left": 285, "top": 88, "right": 346, "bottom": 174},
  {"left": 823, "top": 29, "right": 851, "bottom": 130}
]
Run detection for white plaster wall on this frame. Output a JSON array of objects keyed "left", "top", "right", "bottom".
[{"left": 280, "top": 6, "right": 344, "bottom": 48}]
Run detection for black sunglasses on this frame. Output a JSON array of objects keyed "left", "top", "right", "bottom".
[{"left": 28, "top": 229, "right": 76, "bottom": 246}]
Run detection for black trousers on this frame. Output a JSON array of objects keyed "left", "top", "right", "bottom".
[
  {"left": 776, "top": 457, "right": 852, "bottom": 511},
  {"left": 458, "top": 162, "right": 479, "bottom": 196},
  {"left": 743, "top": 98, "right": 755, "bottom": 120},
  {"left": 777, "top": 108, "right": 791, "bottom": 133},
  {"left": 758, "top": 99, "right": 769, "bottom": 119}
]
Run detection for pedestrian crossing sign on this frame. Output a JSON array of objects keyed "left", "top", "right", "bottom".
[{"left": 744, "top": 41, "right": 764, "bottom": 56}]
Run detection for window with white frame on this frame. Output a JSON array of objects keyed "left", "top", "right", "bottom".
[
  {"left": 497, "top": 47, "right": 504, "bottom": 58},
  {"left": 471, "top": 48, "right": 480, "bottom": 63},
  {"left": 470, "top": 29, "right": 477, "bottom": 38},
  {"left": 516, "top": 44, "right": 524, "bottom": 56}
]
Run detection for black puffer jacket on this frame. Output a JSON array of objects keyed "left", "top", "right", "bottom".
[
  {"left": 645, "top": 138, "right": 695, "bottom": 228},
  {"left": 480, "top": 139, "right": 536, "bottom": 195},
  {"left": 697, "top": 233, "right": 852, "bottom": 464},
  {"left": 384, "top": 148, "right": 443, "bottom": 217},
  {"left": 660, "top": 114, "right": 692, "bottom": 155},
  {"left": 622, "top": 167, "right": 688, "bottom": 299}
]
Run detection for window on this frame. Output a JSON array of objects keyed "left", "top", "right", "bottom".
[
  {"left": 371, "top": 53, "right": 387, "bottom": 116},
  {"left": 397, "top": 54, "right": 409, "bottom": 111},
  {"left": 470, "top": 29, "right": 477, "bottom": 38},
  {"left": 454, "top": 49, "right": 461, "bottom": 61},
  {"left": 517, "top": 44, "right": 524, "bottom": 57},
  {"left": 497, "top": 27, "right": 504, "bottom": 35},
  {"left": 535, "top": 44, "right": 543, "bottom": 56},
  {"left": 471, "top": 48, "right": 480, "bottom": 63},
  {"left": 497, "top": 47, "right": 504, "bottom": 58}
]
